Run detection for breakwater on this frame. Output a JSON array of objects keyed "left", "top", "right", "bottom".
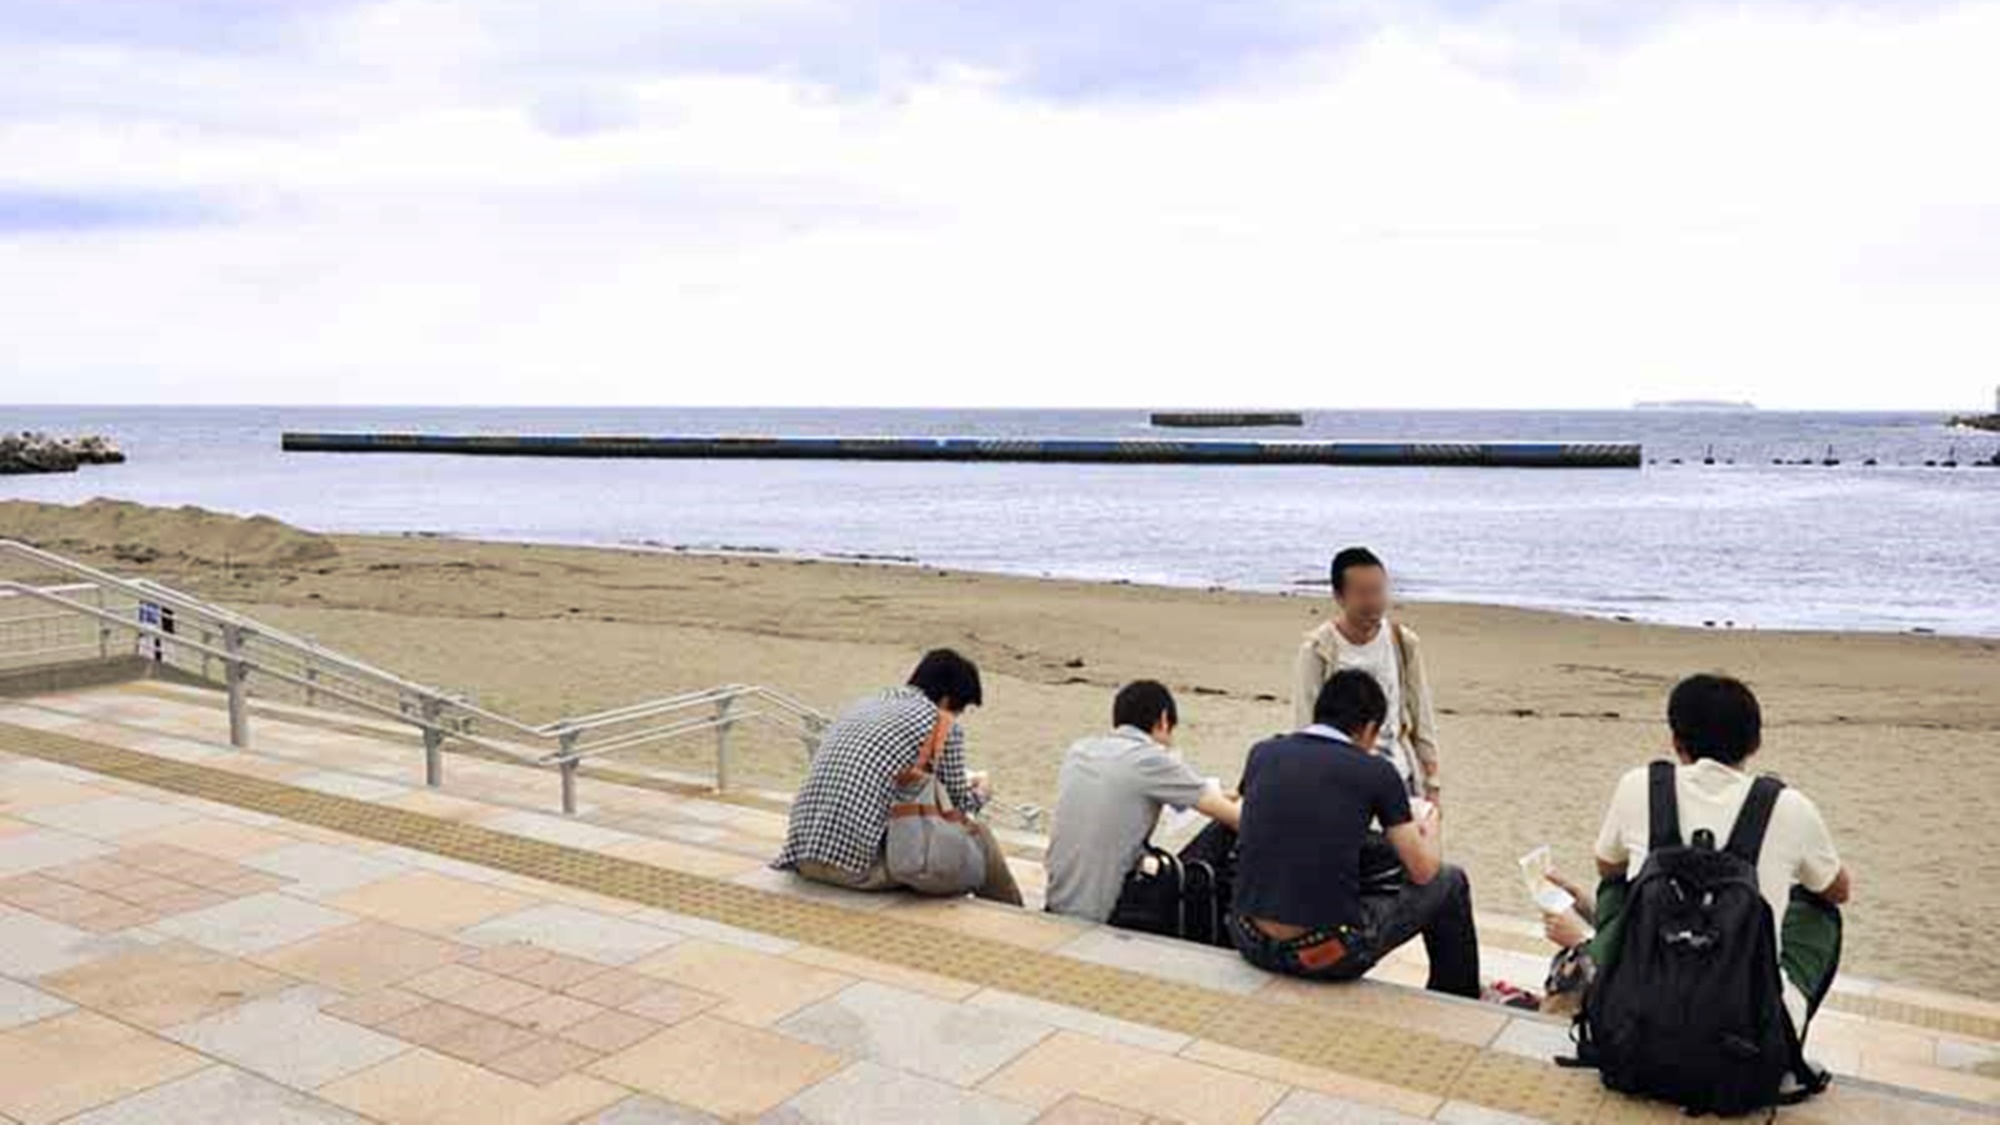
[{"left": 280, "top": 432, "right": 1643, "bottom": 468}]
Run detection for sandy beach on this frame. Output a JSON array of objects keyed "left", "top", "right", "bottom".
[{"left": 4, "top": 498, "right": 1997, "bottom": 999}]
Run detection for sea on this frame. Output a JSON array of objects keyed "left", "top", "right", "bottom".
[{"left": 5, "top": 406, "right": 1998, "bottom": 637}]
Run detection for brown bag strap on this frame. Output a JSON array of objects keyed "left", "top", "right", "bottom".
[{"left": 895, "top": 711, "right": 954, "bottom": 788}]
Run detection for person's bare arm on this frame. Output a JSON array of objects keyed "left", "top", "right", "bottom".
[
  {"left": 1385, "top": 806, "right": 1442, "bottom": 885},
  {"left": 1597, "top": 856, "right": 1625, "bottom": 880},
  {"left": 1818, "top": 865, "right": 1853, "bottom": 906},
  {"left": 1292, "top": 643, "right": 1323, "bottom": 730},
  {"left": 1195, "top": 788, "right": 1241, "bottom": 831}
]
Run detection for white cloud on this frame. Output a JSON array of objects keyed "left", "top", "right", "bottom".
[{"left": 2, "top": 1, "right": 1996, "bottom": 409}]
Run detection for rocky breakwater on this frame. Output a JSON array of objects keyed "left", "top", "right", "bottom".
[{"left": 0, "top": 432, "right": 127, "bottom": 475}]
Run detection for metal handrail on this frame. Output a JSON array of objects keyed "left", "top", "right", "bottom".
[
  {"left": 0, "top": 541, "right": 1058, "bottom": 831},
  {"left": 1, "top": 538, "right": 830, "bottom": 812}
]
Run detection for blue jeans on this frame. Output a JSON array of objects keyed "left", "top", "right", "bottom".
[{"left": 1229, "top": 864, "right": 1481, "bottom": 998}]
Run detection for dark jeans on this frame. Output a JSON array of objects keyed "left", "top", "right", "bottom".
[{"left": 1229, "top": 863, "right": 1481, "bottom": 998}]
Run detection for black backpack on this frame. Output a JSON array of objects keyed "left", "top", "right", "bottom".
[
  {"left": 1106, "top": 824, "right": 1238, "bottom": 949},
  {"left": 1566, "top": 761, "right": 1828, "bottom": 1116}
]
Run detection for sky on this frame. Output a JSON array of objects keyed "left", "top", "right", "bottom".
[{"left": 2, "top": 0, "right": 1997, "bottom": 410}]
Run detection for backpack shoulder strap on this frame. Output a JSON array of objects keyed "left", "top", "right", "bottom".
[
  {"left": 1647, "top": 760, "right": 1681, "bottom": 851},
  {"left": 1725, "top": 775, "right": 1787, "bottom": 865}
]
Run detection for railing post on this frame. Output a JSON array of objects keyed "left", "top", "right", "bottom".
[
  {"left": 714, "top": 696, "right": 735, "bottom": 792},
  {"left": 421, "top": 695, "right": 444, "bottom": 788},
  {"left": 559, "top": 730, "right": 579, "bottom": 816},
  {"left": 304, "top": 664, "right": 319, "bottom": 708},
  {"left": 222, "top": 623, "right": 250, "bottom": 749},
  {"left": 93, "top": 586, "right": 108, "bottom": 658},
  {"left": 199, "top": 627, "right": 212, "bottom": 681}
]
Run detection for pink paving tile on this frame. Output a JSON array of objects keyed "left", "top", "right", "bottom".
[
  {"left": 557, "top": 1009, "right": 661, "bottom": 1054},
  {"left": 427, "top": 1014, "right": 544, "bottom": 1065},
  {"left": 324, "top": 987, "right": 434, "bottom": 1029},
  {"left": 484, "top": 1037, "right": 603, "bottom": 1086}
]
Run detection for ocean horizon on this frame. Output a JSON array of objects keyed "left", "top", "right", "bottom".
[{"left": 6, "top": 405, "right": 1999, "bottom": 637}]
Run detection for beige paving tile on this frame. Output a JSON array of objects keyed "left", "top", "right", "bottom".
[
  {"left": 1855, "top": 1054, "right": 2000, "bottom": 1105},
  {"left": 1179, "top": 1038, "right": 1445, "bottom": 1119},
  {"left": 632, "top": 940, "right": 854, "bottom": 1026},
  {"left": 253, "top": 920, "right": 474, "bottom": 994},
  {"left": 877, "top": 896, "right": 1091, "bottom": 951},
  {"left": 324, "top": 872, "right": 534, "bottom": 934},
  {"left": 1255, "top": 975, "right": 1509, "bottom": 1048},
  {"left": 599, "top": 837, "right": 765, "bottom": 880},
  {"left": 38, "top": 940, "right": 293, "bottom": 1030},
  {"left": 1031, "top": 1095, "right": 1153, "bottom": 1124},
  {"left": 785, "top": 944, "right": 982, "bottom": 1002},
  {"left": 964, "top": 990, "right": 1193, "bottom": 1054},
  {"left": 617, "top": 983, "right": 722, "bottom": 1028},
  {"left": 979, "top": 1031, "right": 1288, "bottom": 1125},
  {"left": 0, "top": 1009, "right": 207, "bottom": 1125},
  {"left": 585, "top": 1014, "right": 845, "bottom": 1119},
  {"left": 320, "top": 1047, "right": 628, "bottom": 1125}
]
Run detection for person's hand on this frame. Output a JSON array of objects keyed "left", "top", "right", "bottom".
[
  {"left": 968, "top": 770, "right": 993, "bottom": 802},
  {"left": 1545, "top": 908, "right": 1592, "bottom": 950},
  {"left": 1411, "top": 797, "right": 1440, "bottom": 838},
  {"left": 1422, "top": 780, "right": 1441, "bottom": 807},
  {"left": 1544, "top": 869, "right": 1586, "bottom": 902}
]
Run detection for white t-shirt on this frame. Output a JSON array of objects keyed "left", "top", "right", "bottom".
[
  {"left": 1595, "top": 758, "right": 1843, "bottom": 1027},
  {"left": 1332, "top": 621, "right": 1407, "bottom": 782}
]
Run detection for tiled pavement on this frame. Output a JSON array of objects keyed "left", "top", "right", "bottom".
[{"left": 0, "top": 682, "right": 1990, "bottom": 1124}]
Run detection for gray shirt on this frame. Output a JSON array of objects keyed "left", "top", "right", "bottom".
[{"left": 1044, "top": 726, "right": 1212, "bottom": 923}]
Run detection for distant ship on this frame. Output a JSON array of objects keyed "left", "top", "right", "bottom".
[{"left": 1633, "top": 399, "right": 1757, "bottom": 411}]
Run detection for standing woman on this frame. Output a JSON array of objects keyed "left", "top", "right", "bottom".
[{"left": 1293, "top": 547, "right": 1442, "bottom": 804}]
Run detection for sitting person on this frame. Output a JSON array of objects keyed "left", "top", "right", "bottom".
[
  {"left": 1228, "top": 669, "right": 1480, "bottom": 997},
  {"left": 1576, "top": 673, "right": 1849, "bottom": 1044},
  {"left": 772, "top": 648, "right": 1022, "bottom": 905},
  {"left": 1044, "top": 680, "right": 1242, "bottom": 924}
]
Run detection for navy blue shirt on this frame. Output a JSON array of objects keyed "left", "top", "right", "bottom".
[{"left": 1232, "top": 727, "right": 1413, "bottom": 929}]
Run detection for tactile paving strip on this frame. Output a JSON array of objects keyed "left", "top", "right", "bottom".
[{"left": 0, "top": 720, "right": 1618, "bottom": 1120}]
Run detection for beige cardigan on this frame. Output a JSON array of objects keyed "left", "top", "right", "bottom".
[{"left": 1292, "top": 619, "right": 1441, "bottom": 789}]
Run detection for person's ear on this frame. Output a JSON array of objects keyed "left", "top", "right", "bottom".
[
  {"left": 1670, "top": 736, "right": 1692, "bottom": 764},
  {"left": 1358, "top": 720, "right": 1382, "bottom": 749},
  {"left": 1152, "top": 717, "right": 1175, "bottom": 744}
]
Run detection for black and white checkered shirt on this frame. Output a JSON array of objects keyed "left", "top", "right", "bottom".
[{"left": 774, "top": 686, "right": 986, "bottom": 876}]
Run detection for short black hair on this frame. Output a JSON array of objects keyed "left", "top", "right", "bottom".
[
  {"left": 1330, "top": 546, "right": 1385, "bottom": 595},
  {"left": 908, "top": 648, "right": 983, "bottom": 710},
  {"left": 1112, "top": 680, "right": 1178, "bottom": 733},
  {"left": 1668, "top": 674, "right": 1762, "bottom": 765},
  {"left": 1313, "top": 668, "right": 1388, "bottom": 735}
]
